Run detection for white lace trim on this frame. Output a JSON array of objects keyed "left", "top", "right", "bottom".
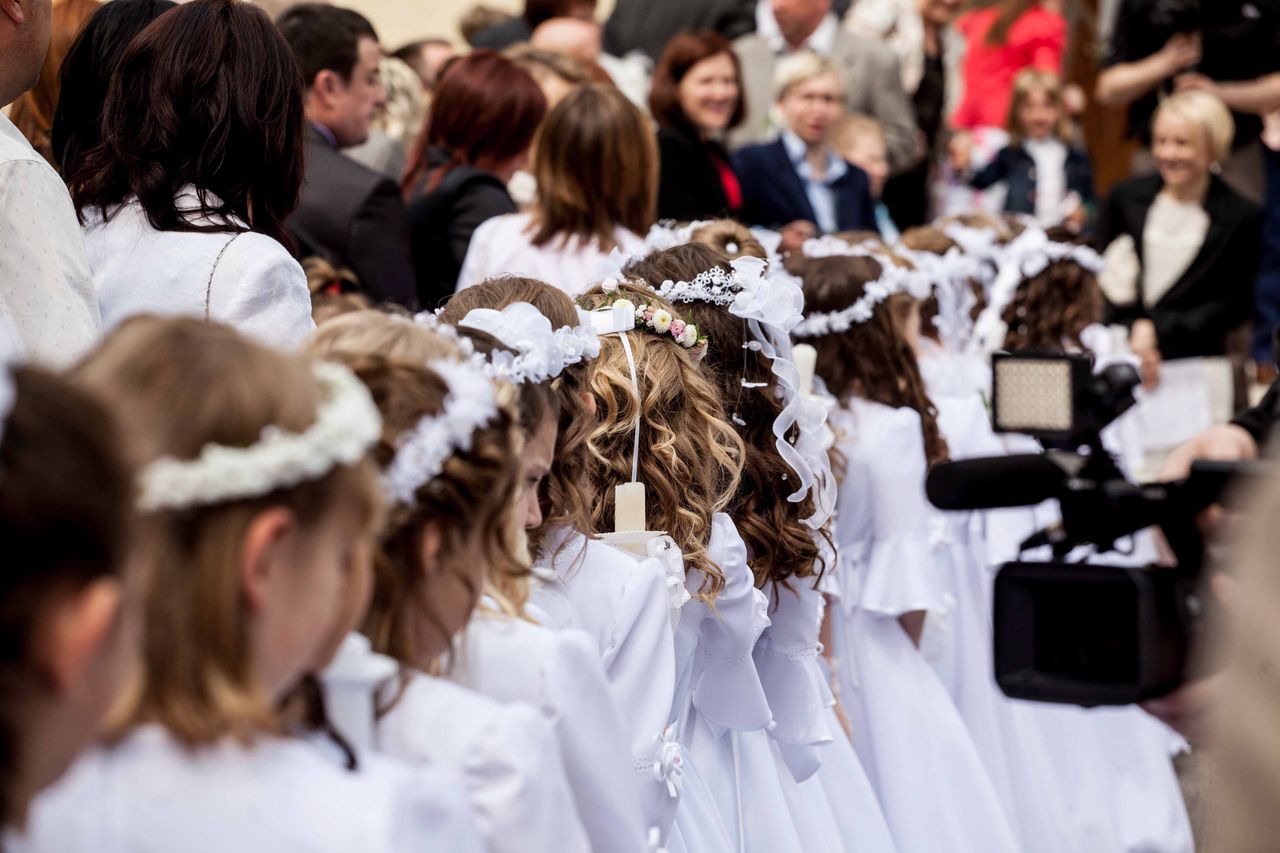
[
  {"left": 792, "top": 253, "right": 930, "bottom": 338},
  {"left": 381, "top": 358, "right": 500, "bottom": 507},
  {"left": 138, "top": 362, "right": 381, "bottom": 511}
]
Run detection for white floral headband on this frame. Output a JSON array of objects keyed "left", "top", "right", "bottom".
[
  {"left": 458, "top": 302, "right": 600, "bottom": 385},
  {"left": 800, "top": 234, "right": 883, "bottom": 259},
  {"left": 897, "top": 246, "right": 986, "bottom": 352},
  {"left": 138, "top": 362, "right": 382, "bottom": 512},
  {"left": 971, "top": 226, "right": 1106, "bottom": 354},
  {"left": 791, "top": 253, "right": 930, "bottom": 339},
  {"left": 381, "top": 358, "right": 500, "bottom": 507},
  {"left": 639, "top": 255, "right": 835, "bottom": 527},
  {"left": 608, "top": 296, "right": 707, "bottom": 358}
]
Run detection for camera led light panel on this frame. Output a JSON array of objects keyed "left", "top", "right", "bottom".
[{"left": 992, "top": 356, "right": 1074, "bottom": 434}]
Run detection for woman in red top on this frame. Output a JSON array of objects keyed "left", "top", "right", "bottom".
[{"left": 951, "top": 0, "right": 1067, "bottom": 130}]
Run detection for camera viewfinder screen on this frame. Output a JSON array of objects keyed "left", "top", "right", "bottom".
[
  {"left": 1031, "top": 577, "right": 1138, "bottom": 685},
  {"left": 993, "top": 358, "right": 1074, "bottom": 433}
]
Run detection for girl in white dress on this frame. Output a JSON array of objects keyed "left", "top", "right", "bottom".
[
  {"left": 440, "top": 278, "right": 679, "bottom": 838},
  {"left": 303, "top": 315, "right": 592, "bottom": 853},
  {"left": 792, "top": 254, "right": 1023, "bottom": 853},
  {"left": 0, "top": 365, "right": 139, "bottom": 844},
  {"left": 16, "top": 317, "right": 482, "bottom": 853},
  {"left": 577, "top": 280, "right": 774, "bottom": 853},
  {"left": 455, "top": 84, "right": 653, "bottom": 295},
  {"left": 619, "top": 246, "right": 897, "bottom": 853}
]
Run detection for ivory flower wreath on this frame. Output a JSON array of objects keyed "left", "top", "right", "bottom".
[
  {"left": 138, "top": 362, "right": 382, "bottom": 512},
  {"left": 458, "top": 302, "right": 600, "bottom": 385},
  {"left": 791, "top": 253, "right": 931, "bottom": 339},
  {"left": 614, "top": 297, "right": 708, "bottom": 356},
  {"left": 381, "top": 358, "right": 500, "bottom": 507}
]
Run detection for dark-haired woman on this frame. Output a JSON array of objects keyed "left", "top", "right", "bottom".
[
  {"left": 51, "top": 0, "right": 177, "bottom": 175},
  {"left": 649, "top": 31, "right": 745, "bottom": 222},
  {"left": 68, "top": 0, "right": 313, "bottom": 348},
  {"left": 402, "top": 51, "right": 546, "bottom": 309}
]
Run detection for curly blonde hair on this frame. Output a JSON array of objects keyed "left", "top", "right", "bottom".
[
  {"left": 622, "top": 243, "right": 827, "bottom": 590},
  {"left": 578, "top": 281, "right": 744, "bottom": 603}
]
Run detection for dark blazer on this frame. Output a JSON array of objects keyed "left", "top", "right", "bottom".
[
  {"left": 732, "top": 138, "right": 875, "bottom": 234},
  {"left": 1096, "top": 173, "right": 1263, "bottom": 360},
  {"left": 287, "top": 124, "right": 417, "bottom": 309},
  {"left": 603, "top": 0, "right": 754, "bottom": 61},
  {"left": 970, "top": 143, "right": 1096, "bottom": 221},
  {"left": 406, "top": 149, "right": 515, "bottom": 310},
  {"left": 656, "top": 125, "right": 737, "bottom": 223}
]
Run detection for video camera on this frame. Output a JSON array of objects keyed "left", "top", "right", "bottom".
[{"left": 926, "top": 350, "right": 1250, "bottom": 706}]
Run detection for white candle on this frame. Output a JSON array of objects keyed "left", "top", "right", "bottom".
[
  {"left": 793, "top": 344, "right": 818, "bottom": 398},
  {"left": 615, "top": 481, "right": 646, "bottom": 532}
]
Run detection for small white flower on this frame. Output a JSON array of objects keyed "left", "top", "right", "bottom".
[
  {"left": 678, "top": 323, "right": 699, "bottom": 346},
  {"left": 602, "top": 277, "right": 620, "bottom": 293},
  {"left": 652, "top": 310, "right": 673, "bottom": 334}
]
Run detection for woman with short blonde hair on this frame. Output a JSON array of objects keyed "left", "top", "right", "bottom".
[{"left": 456, "top": 83, "right": 656, "bottom": 295}]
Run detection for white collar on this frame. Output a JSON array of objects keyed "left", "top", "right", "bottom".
[
  {"left": 755, "top": 0, "right": 839, "bottom": 55},
  {"left": 781, "top": 130, "right": 847, "bottom": 183}
]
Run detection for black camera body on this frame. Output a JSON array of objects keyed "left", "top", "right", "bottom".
[{"left": 927, "top": 350, "right": 1242, "bottom": 706}]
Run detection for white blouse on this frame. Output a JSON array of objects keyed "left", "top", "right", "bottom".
[
  {"left": 81, "top": 186, "right": 314, "bottom": 349},
  {"left": 1142, "top": 192, "right": 1209, "bottom": 308},
  {"left": 456, "top": 212, "right": 647, "bottom": 296},
  {"left": 529, "top": 526, "right": 678, "bottom": 837},
  {"left": 450, "top": 611, "right": 648, "bottom": 853},
  {"left": 0, "top": 114, "right": 101, "bottom": 366},
  {"left": 376, "top": 668, "right": 591, "bottom": 853},
  {"left": 12, "top": 725, "right": 482, "bottom": 853}
]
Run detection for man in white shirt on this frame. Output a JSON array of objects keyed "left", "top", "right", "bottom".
[
  {"left": 0, "top": 0, "right": 102, "bottom": 365},
  {"left": 729, "top": 0, "right": 920, "bottom": 174}
]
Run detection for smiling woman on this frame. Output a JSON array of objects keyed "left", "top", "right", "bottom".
[{"left": 649, "top": 30, "right": 746, "bottom": 221}]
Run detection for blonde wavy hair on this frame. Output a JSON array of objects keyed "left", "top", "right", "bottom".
[
  {"left": 306, "top": 311, "right": 532, "bottom": 622},
  {"left": 578, "top": 281, "right": 744, "bottom": 602},
  {"left": 71, "top": 317, "right": 383, "bottom": 746}
]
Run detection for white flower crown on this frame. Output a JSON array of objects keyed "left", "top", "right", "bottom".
[
  {"left": 138, "top": 362, "right": 382, "bottom": 512},
  {"left": 791, "top": 253, "right": 930, "bottom": 339},
  {"left": 458, "top": 302, "right": 600, "bottom": 385},
  {"left": 381, "top": 358, "right": 501, "bottom": 507},
  {"left": 971, "top": 226, "right": 1107, "bottom": 353}
]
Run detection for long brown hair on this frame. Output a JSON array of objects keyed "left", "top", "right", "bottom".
[
  {"left": 793, "top": 255, "right": 949, "bottom": 466},
  {"left": 0, "top": 366, "right": 134, "bottom": 826},
  {"left": 622, "top": 244, "right": 825, "bottom": 589},
  {"left": 72, "top": 317, "right": 383, "bottom": 746},
  {"left": 648, "top": 31, "right": 745, "bottom": 132},
  {"left": 439, "top": 277, "right": 596, "bottom": 554},
  {"left": 530, "top": 83, "right": 657, "bottom": 250},
  {"left": 71, "top": 0, "right": 306, "bottom": 249},
  {"left": 578, "top": 281, "right": 744, "bottom": 601},
  {"left": 7, "top": 0, "right": 101, "bottom": 164}
]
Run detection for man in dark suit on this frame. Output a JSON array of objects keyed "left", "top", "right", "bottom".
[
  {"left": 277, "top": 4, "right": 416, "bottom": 309},
  {"left": 733, "top": 51, "right": 875, "bottom": 252}
]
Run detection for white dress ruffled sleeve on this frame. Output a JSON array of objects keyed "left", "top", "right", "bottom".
[
  {"left": 843, "top": 399, "right": 953, "bottom": 620},
  {"left": 376, "top": 671, "right": 590, "bottom": 853},
  {"left": 451, "top": 612, "right": 648, "bottom": 853}
]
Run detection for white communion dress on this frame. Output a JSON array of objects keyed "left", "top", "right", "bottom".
[
  {"left": 449, "top": 607, "right": 649, "bottom": 853},
  {"left": 530, "top": 525, "right": 679, "bottom": 837},
  {"left": 320, "top": 633, "right": 591, "bottom": 853},
  {"left": 827, "top": 396, "right": 1022, "bottom": 853},
  {"left": 12, "top": 723, "right": 483, "bottom": 853},
  {"left": 674, "top": 513, "right": 812, "bottom": 853}
]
